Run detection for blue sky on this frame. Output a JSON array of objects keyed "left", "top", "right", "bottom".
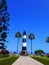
[{"left": 4, "top": 0, "right": 49, "bottom": 53}]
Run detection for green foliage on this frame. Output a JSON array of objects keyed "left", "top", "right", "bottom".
[
  {"left": 1, "top": 49, "right": 9, "bottom": 55},
  {"left": 13, "top": 51, "right": 16, "bottom": 54},
  {"left": 0, "top": 28, "right": 2, "bottom": 32},
  {"left": 0, "top": 0, "right": 10, "bottom": 50},
  {"left": 29, "top": 33, "right": 35, "bottom": 40},
  {"left": 15, "top": 32, "right": 21, "bottom": 38},
  {"left": 34, "top": 50, "right": 45, "bottom": 55},
  {"left": 1, "top": 32, "right": 7, "bottom": 40}
]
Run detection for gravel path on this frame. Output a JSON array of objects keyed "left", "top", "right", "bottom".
[{"left": 12, "top": 56, "right": 44, "bottom": 65}]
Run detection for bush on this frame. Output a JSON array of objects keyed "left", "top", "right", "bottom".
[
  {"left": 34, "top": 50, "right": 45, "bottom": 56},
  {"left": 1, "top": 50, "right": 9, "bottom": 55},
  {"left": 47, "top": 53, "right": 49, "bottom": 57}
]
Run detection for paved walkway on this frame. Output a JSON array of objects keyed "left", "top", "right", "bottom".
[{"left": 12, "top": 56, "right": 44, "bottom": 65}]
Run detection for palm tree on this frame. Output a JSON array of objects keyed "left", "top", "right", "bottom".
[
  {"left": 28, "top": 33, "right": 35, "bottom": 54},
  {"left": 46, "top": 36, "right": 49, "bottom": 43},
  {"left": 15, "top": 32, "right": 21, "bottom": 54}
]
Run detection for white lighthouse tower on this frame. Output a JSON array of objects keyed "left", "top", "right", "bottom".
[{"left": 20, "top": 31, "right": 28, "bottom": 56}]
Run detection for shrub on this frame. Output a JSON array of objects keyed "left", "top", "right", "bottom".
[
  {"left": 47, "top": 53, "right": 49, "bottom": 57},
  {"left": 1, "top": 50, "right": 9, "bottom": 55},
  {"left": 34, "top": 50, "right": 45, "bottom": 56}
]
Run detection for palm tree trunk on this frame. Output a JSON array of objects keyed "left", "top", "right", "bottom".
[
  {"left": 31, "top": 40, "right": 32, "bottom": 54},
  {"left": 17, "top": 38, "right": 19, "bottom": 54}
]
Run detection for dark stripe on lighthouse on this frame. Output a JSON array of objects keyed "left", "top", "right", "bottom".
[
  {"left": 23, "top": 39, "right": 26, "bottom": 42},
  {"left": 22, "top": 47, "right": 26, "bottom": 50},
  {"left": 23, "top": 31, "right": 26, "bottom": 35}
]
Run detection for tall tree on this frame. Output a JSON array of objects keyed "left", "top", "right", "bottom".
[
  {"left": 28, "top": 33, "right": 35, "bottom": 54},
  {"left": 0, "top": 0, "right": 10, "bottom": 50},
  {"left": 15, "top": 32, "right": 21, "bottom": 53}
]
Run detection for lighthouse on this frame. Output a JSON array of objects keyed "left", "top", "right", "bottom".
[
  {"left": 22, "top": 31, "right": 26, "bottom": 51},
  {"left": 20, "top": 31, "right": 28, "bottom": 56}
]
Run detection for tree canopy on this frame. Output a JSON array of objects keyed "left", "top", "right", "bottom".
[
  {"left": 34, "top": 50, "right": 45, "bottom": 55},
  {"left": 0, "top": 0, "right": 10, "bottom": 50},
  {"left": 28, "top": 33, "right": 35, "bottom": 40}
]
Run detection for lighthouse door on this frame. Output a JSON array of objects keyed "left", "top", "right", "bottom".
[{"left": 23, "top": 52, "right": 25, "bottom": 55}]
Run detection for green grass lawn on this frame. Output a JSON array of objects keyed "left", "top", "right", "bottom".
[
  {"left": 31, "top": 56, "right": 49, "bottom": 65},
  {"left": 0, "top": 54, "right": 9, "bottom": 59},
  {"left": 0, "top": 54, "right": 19, "bottom": 65}
]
